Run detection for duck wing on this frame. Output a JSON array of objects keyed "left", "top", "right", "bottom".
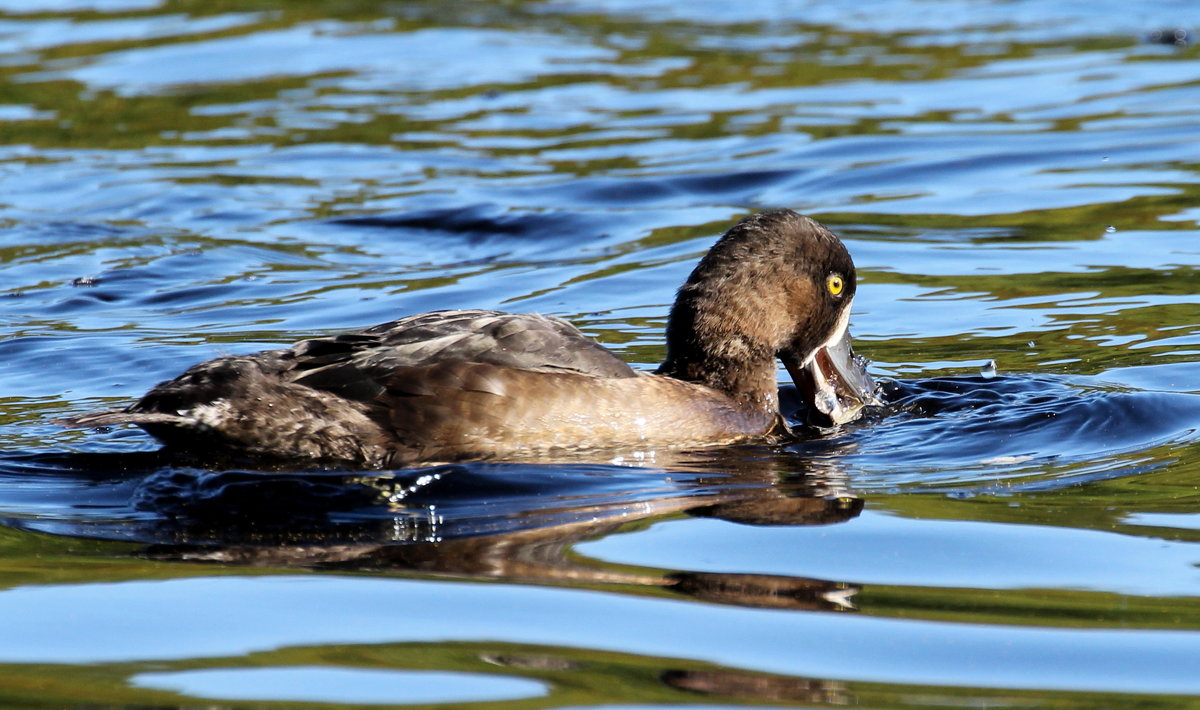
[
  {"left": 286, "top": 309, "right": 638, "bottom": 401},
  {"left": 60, "top": 309, "right": 638, "bottom": 465}
]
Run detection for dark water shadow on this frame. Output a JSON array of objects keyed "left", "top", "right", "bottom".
[{"left": 329, "top": 204, "right": 597, "bottom": 244}]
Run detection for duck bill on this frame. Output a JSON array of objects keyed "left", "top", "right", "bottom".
[{"left": 783, "top": 327, "right": 880, "bottom": 428}]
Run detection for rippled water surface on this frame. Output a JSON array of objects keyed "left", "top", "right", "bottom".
[{"left": 2, "top": 0, "right": 1200, "bottom": 707}]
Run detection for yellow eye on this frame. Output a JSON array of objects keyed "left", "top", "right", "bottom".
[{"left": 827, "top": 274, "right": 844, "bottom": 296}]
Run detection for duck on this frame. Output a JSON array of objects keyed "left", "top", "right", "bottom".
[{"left": 61, "top": 209, "right": 880, "bottom": 468}]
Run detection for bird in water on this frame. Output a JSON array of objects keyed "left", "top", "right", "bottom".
[{"left": 61, "top": 209, "right": 880, "bottom": 467}]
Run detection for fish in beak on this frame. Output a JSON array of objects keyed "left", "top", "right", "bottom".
[{"left": 783, "top": 322, "right": 881, "bottom": 428}]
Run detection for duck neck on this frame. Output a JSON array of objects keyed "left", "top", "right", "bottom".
[
  {"left": 657, "top": 345, "right": 781, "bottom": 415},
  {"left": 657, "top": 259, "right": 791, "bottom": 417}
]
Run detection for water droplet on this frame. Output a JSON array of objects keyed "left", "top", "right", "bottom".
[
  {"left": 1105, "top": 225, "right": 1116, "bottom": 233},
  {"left": 814, "top": 390, "right": 837, "bottom": 415},
  {"left": 980, "top": 360, "right": 997, "bottom": 379}
]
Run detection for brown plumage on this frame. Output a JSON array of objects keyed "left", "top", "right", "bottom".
[{"left": 60, "top": 210, "right": 879, "bottom": 467}]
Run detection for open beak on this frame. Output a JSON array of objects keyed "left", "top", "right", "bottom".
[{"left": 783, "top": 327, "right": 881, "bottom": 428}]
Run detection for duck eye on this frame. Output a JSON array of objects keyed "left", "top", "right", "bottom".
[{"left": 826, "top": 274, "right": 844, "bottom": 296}]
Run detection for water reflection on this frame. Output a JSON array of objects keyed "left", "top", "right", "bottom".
[
  {"left": 0, "top": 446, "right": 863, "bottom": 611},
  {"left": 661, "top": 669, "right": 849, "bottom": 706}
]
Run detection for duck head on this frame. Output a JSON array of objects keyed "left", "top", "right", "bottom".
[{"left": 658, "top": 209, "right": 880, "bottom": 428}]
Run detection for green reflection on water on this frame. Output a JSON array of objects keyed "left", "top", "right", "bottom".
[{"left": 0, "top": 631, "right": 1197, "bottom": 708}]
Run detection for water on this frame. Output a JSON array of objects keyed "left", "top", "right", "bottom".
[{"left": 1, "top": 0, "right": 1200, "bottom": 707}]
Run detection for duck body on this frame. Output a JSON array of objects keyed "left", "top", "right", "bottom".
[{"left": 63, "top": 210, "right": 879, "bottom": 467}]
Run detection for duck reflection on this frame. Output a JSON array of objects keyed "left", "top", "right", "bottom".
[
  {"left": 106, "top": 446, "right": 863, "bottom": 612},
  {"left": 661, "top": 668, "right": 850, "bottom": 706},
  {"left": 0, "top": 440, "right": 865, "bottom": 613}
]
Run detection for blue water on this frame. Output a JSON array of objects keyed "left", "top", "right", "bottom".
[{"left": 1, "top": 0, "right": 1200, "bottom": 707}]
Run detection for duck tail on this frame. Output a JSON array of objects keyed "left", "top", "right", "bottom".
[{"left": 55, "top": 409, "right": 189, "bottom": 429}]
